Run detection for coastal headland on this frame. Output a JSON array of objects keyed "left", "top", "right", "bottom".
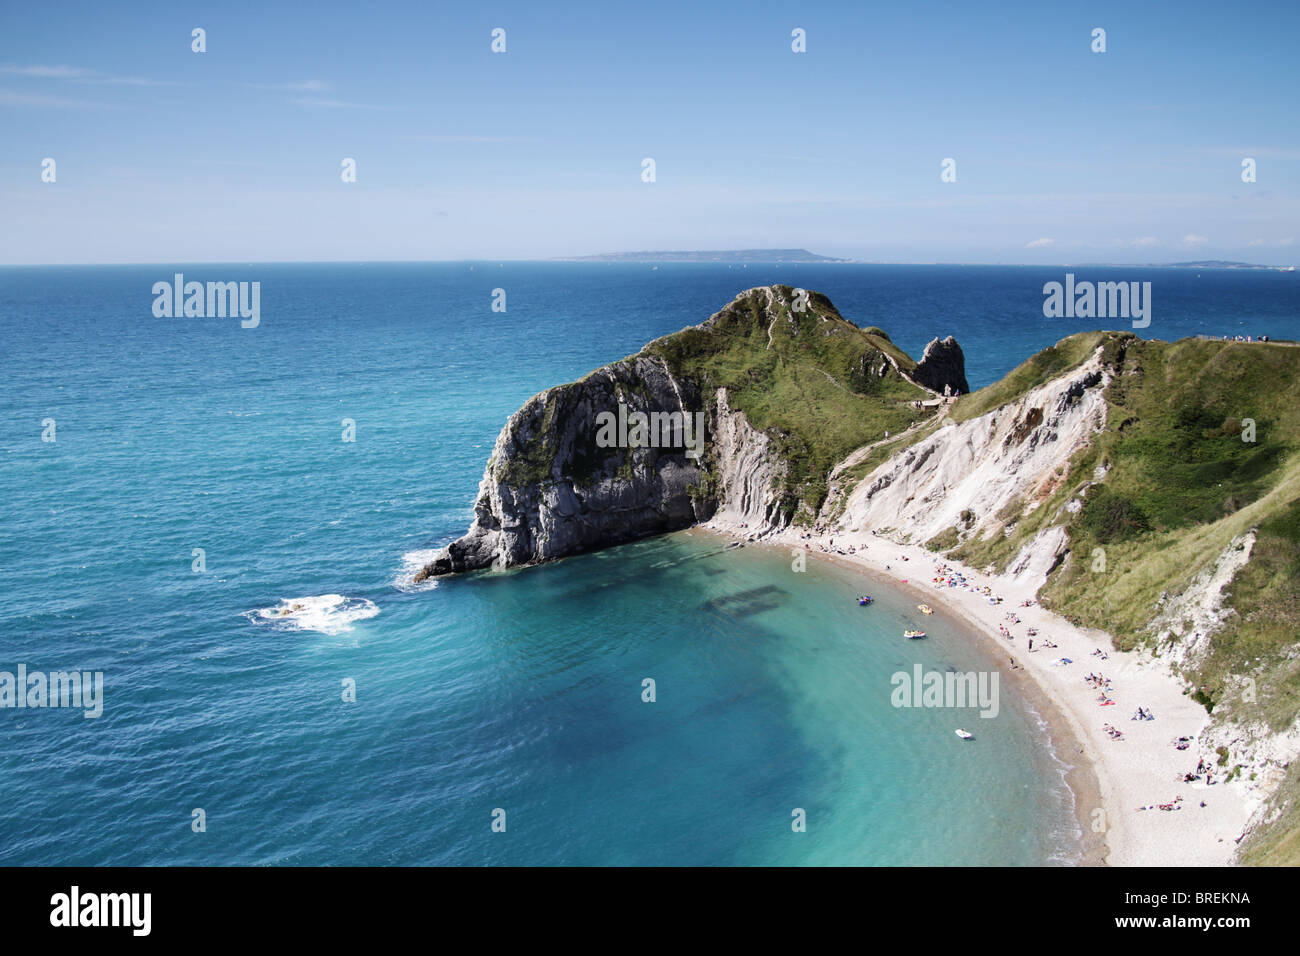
[{"left": 418, "top": 285, "right": 1300, "bottom": 865}]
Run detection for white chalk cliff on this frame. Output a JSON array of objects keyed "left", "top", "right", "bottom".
[{"left": 831, "top": 347, "right": 1110, "bottom": 584}]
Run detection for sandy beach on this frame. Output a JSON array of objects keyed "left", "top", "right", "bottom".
[{"left": 704, "top": 519, "right": 1255, "bottom": 866}]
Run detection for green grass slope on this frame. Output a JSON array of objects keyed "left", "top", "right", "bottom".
[
  {"left": 1035, "top": 338, "right": 1300, "bottom": 705},
  {"left": 950, "top": 330, "right": 1110, "bottom": 423},
  {"left": 647, "top": 286, "right": 936, "bottom": 519},
  {"left": 945, "top": 332, "right": 1300, "bottom": 864}
]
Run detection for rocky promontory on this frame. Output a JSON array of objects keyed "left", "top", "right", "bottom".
[
  {"left": 415, "top": 286, "right": 951, "bottom": 579},
  {"left": 415, "top": 353, "right": 715, "bottom": 578},
  {"left": 413, "top": 306, "right": 1300, "bottom": 866}
]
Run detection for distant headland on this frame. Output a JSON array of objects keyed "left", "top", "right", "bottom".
[
  {"left": 1160, "top": 260, "right": 1277, "bottom": 269},
  {"left": 1074, "top": 260, "right": 1290, "bottom": 270}
]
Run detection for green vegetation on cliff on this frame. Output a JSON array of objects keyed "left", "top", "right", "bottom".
[
  {"left": 947, "top": 337, "right": 1300, "bottom": 712},
  {"left": 950, "top": 330, "right": 1109, "bottom": 423},
  {"left": 944, "top": 333, "right": 1300, "bottom": 864},
  {"left": 1037, "top": 339, "right": 1300, "bottom": 675},
  {"left": 491, "top": 285, "right": 941, "bottom": 524},
  {"left": 647, "top": 286, "right": 935, "bottom": 518}
]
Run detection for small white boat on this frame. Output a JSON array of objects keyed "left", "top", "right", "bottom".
[{"left": 955, "top": 729, "right": 973, "bottom": 740}]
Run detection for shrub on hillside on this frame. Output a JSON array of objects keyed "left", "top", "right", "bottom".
[{"left": 1080, "top": 488, "right": 1151, "bottom": 544}]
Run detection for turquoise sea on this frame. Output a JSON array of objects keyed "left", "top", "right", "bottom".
[{"left": 1, "top": 263, "right": 1295, "bottom": 865}]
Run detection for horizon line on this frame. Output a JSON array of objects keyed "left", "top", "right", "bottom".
[{"left": 2, "top": 258, "right": 1295, "bottom": 269}]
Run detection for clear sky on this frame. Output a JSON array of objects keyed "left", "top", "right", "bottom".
[{"left": 1, "top": 0, "right": 1296, "bottom": 264}]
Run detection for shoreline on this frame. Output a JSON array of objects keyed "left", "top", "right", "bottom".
[{"left": 700, "top": 520, "right": 1254, "bottom": 866}]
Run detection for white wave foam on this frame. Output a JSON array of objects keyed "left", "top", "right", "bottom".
[
  {"left": 392, "top": 549, "right": 442, "bottom": 592},
  {"left": 244, "top": 594, "right": 380, "bottom": 635}
]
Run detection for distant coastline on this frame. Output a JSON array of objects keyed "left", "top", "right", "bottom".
[
  {"left": 1075, "top": 260, "right": 1292, "bottom": 271},
  {"left": 553, "top": 248, "right": 850, "bottom": 263}
]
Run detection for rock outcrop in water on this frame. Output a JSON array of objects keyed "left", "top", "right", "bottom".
[
  {"left": 912, "top": 335, "right": 970, "bottom": 395},
  {"left": 415, "top": 286, "right": 949, "bottom": 579}
]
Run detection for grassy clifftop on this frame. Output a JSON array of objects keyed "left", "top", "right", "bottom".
[
  {"left": 939, "top": 333, "right": 1300, "bottom": 863},
  {"left": 1056, "top": 338, "right": 1300, "bottom": 865},
  {"left": 948, "top": 335, "right": 1300, "bottom": 718},
  {"left": 949, "top": 330, "right": 1111, "bottom": 423},
  {"left": 1031, "top": 338, "right": 1300, "bottom": 712},
  {"left": 646, "top": 286, "right": 936, "bottom": 518}
]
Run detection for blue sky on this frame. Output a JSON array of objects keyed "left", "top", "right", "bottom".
[{"left": 1, "top": 0, "right": 1297, "bottom": 264}]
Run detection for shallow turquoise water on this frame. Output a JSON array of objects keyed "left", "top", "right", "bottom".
[{"left": 3, "top": 262, "right": 1291, "bottom": 864}]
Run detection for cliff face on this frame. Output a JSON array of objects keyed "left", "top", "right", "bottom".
[
  {"left": 822, "top": 331, "right": 1300, "bottom": 863},
  {"left": 707, "top": 387, "right": 789, "bottom": 528},
  {"left": 832, "top": 347, "right": 1109, "bottom": 566},
  {"left": 415, "top": 354, "right": 720, "bottom": 579},
  {"left": 416, "top": 285, "right": 949, "bottom": 578}
]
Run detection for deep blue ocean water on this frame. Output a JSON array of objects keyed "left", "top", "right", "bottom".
[{"left": 1, "top": 263, "right": 1295, "bottom": 865}]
